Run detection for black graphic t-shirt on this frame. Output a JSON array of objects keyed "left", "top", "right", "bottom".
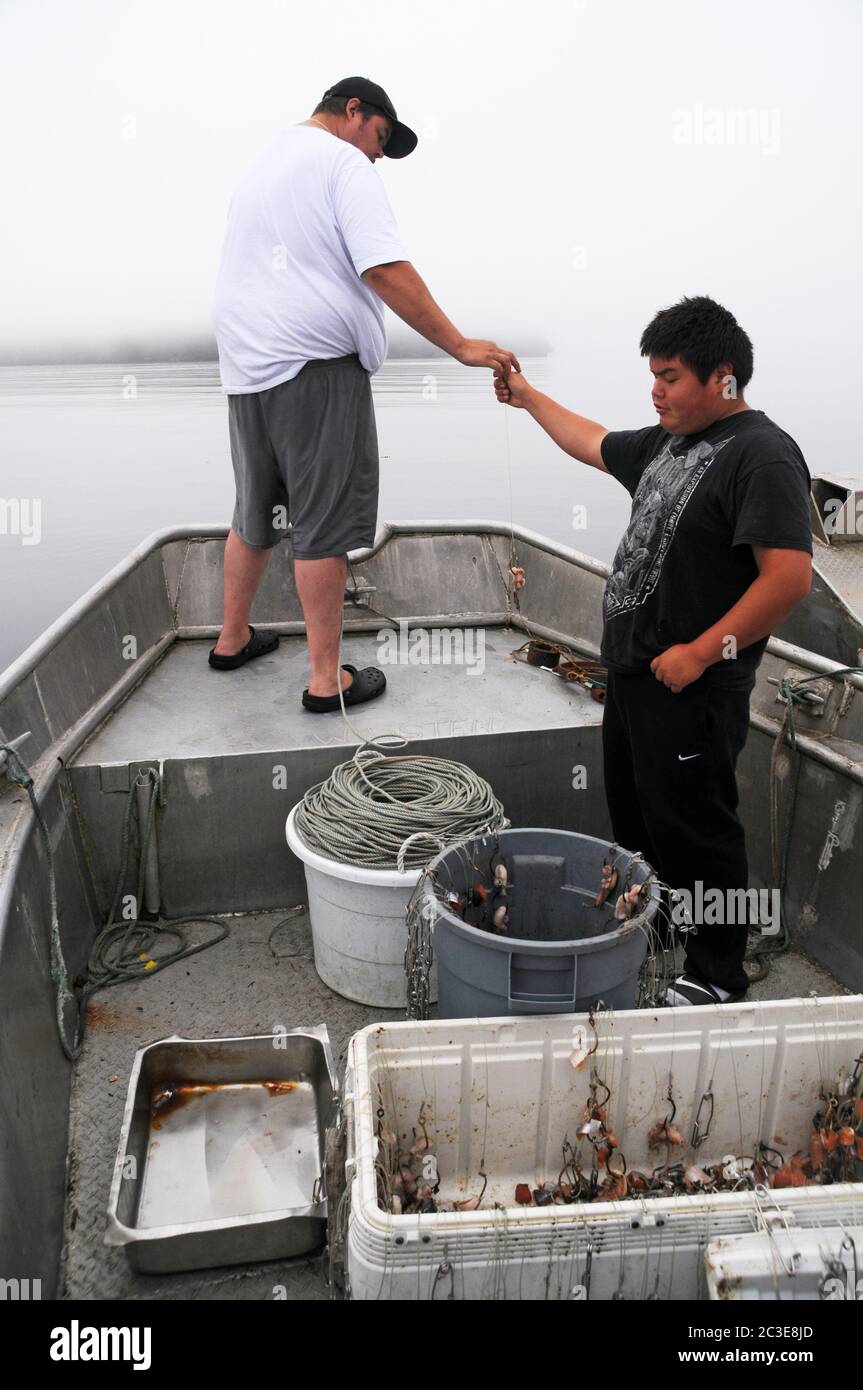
[{"left": 599, "top": 409, "right": 812, "bottom": 688}]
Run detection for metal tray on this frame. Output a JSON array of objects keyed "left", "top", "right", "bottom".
[{"left": 105, "top": 1027, "right": 338, "bottom": 1274}]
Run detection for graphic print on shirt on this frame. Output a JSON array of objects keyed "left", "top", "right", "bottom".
[{"left": 603, "top": 434, "right": 734, "bottom": 622}]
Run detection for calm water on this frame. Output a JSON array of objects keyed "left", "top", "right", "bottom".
[{"left": 0, "top": 359, "right": 631, "bottom": 675}]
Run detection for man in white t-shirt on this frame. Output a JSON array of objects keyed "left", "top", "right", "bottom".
[{"left": 210, "top": 76, "right": 519, "bottom": 712}]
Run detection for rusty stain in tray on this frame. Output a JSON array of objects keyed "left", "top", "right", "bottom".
[{"left": 150, "top": 1079, "right": 298, "bottom": 1127}]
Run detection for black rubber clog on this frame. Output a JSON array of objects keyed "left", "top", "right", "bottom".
[
  {"left": 208, "top": 625, "right": 280, "bottom": 670},
  {"left": 302, "top": 664, "right": 387, "bottom": 713}
]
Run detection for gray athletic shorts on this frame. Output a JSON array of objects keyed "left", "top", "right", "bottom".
[{"left": 227, "top": 353, "right": 379, "bottom": 559}]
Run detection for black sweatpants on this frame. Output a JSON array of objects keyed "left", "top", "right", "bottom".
[{"left": 602, "top": 669, "right": 752, "bottom": 994}]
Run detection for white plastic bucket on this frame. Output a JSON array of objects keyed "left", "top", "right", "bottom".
[{"left": 286, "top": 803, "right": 437, "bottom": 1008}]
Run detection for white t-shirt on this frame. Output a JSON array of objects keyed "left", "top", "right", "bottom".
[{"left": 213, "top": 126, "right": 408, "bottom": 393}]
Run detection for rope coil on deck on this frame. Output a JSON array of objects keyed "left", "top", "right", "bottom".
[{"left": 294, "top": 744, "right": 508, "bottom": 870}]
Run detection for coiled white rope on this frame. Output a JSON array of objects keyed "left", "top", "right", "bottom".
[{"left": 295, "top": 744, "right": 507, "bottom": 870}]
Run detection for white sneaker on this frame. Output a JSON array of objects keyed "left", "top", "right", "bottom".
[{"left": 664, "top": 973, "right": 747, "bottom": 1007}]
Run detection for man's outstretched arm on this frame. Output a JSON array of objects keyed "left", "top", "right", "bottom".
[
  {"left": 361, "top": 260, "right": 519, "bottom": 374},
  {"left": 493, "top": 366, "right": 609, "bottom": 472}
]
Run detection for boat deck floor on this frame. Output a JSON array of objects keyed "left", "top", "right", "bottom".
[
  {"left": 62, "top": 907, "right": 848, "bottom": 1301},
  {"left": 78, "top": 626, "right": 600, "bottom": 766},
  {"left": 62, "top": 909, "right": 392, "bottom": 1301}
]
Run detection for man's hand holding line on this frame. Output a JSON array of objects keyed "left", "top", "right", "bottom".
[
  {"left": 361, "top": 260, "right": 518, "bottom": 376},
  {"left": 454, "top": 338, "right": 520, "bottom": 374},
  {"left": 493, "top": 365, "right": 609, "bottom": 472}
]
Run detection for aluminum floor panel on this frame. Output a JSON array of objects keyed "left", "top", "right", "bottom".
[
  {"left": 74, "top": 628, "right": 602, "bottom": 766},
  {"left": 62, "top": 910, "right": 390, "bottom": 1301}
]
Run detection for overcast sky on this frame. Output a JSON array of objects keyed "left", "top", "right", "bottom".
[{"left": 1, "top": 0, "right": 861, "bottom": 445}]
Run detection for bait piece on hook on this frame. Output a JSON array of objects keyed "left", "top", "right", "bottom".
[
  {"left": 596, "top": 1172, "right": 627, "bottom": 1203},
  {"left": 770, "top": 1154, "right": 809, "bottom": 1188},
  {"left": 594, "top": 860, "right": 619, "bottom": 909},
  {"left": 683, "top": 1167, "right": 711, "bottom": 1189},
  {"left": 515, "top": 1183, "right": 532, "bottom": 1205},
  {"left": 493, "top": 862, "right": 508, "bottom": 891},
  {"left": 614, "top": 883, "right": 645, "bottom": 921},
  {"left": 492, "top": 904, "right": 509, "bottom": 933},
  {"left": 647, "top": 1119, "right": 684, "bottom": 1150},
  {"left": 569, "top": 1023, "right": 599, "bottom": 1072},
  {"left": 454, "top": 1195, "right": 480, "bottom": 1211}
]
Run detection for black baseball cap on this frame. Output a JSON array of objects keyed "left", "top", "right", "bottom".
[{"left": 320, "top": 76, "right": 418, "bottom": 158}]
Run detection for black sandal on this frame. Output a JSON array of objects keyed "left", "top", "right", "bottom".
[
  {"left": 302, "top": 664, "right": 387, "bottom": 713},
  {"left": 208, "top": 625, "right": 280, "bottom": 670}
]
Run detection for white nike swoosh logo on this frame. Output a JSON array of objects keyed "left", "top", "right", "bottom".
[{"left": 678, "top": 753, "right": 702, "bottom": 761}]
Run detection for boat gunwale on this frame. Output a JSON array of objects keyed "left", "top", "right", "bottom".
[{"left": 0, "top": 520, "right": 612, "bottom": 706}]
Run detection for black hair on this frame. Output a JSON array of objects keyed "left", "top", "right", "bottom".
[
  {"left": 313, "top": 95, "right": 380, "bottom": 121},
  {"left": 639, "top": 295, "right": 754, "bottom": 392}
]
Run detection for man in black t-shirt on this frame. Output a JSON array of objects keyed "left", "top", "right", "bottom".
[{"left": 494, "top": 296, "right": 813, "bottom": 1005}]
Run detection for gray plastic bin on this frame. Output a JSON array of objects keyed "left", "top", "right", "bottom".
[{"left": 422, "top": 829, "right": 659, "bottom": 1018}]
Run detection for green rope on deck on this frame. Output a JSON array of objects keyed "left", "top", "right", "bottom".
[
  {"left": 86, "top": 766, "right": 229, "bottom": 996},
  {"left": 1, "top": 751, "right": 229, "bottom": 1060}
]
